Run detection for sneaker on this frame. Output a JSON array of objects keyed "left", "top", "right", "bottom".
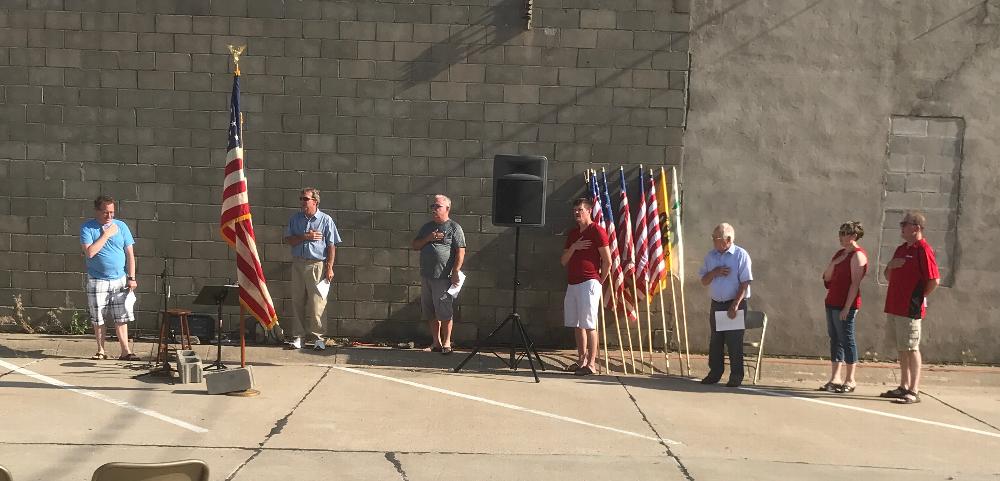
[
  {"left": 286, "top": 338, "right": 303, "bottom": 349},
  {"left": 313, "top": 339, "right": 326, "bottom": 351}
]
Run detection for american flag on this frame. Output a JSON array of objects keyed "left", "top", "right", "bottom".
[
  {"left": 588, "top": 170, "right": 603, "bottom": 225},
  {"left": 601, "top": 170, "right": 636, "bottom": 321},
  {"left": 598, "top": 170, "right": 620, "bottom": 303},
  {"left": 220, "top": 74, "right": 278, "bottom": 329},
  {"left": 633, "top": 169, "right": 650, "bottom": 301},
  {"left": 646, "top": 170, "right": 667, "bottom": 297},
  {"left": 617, "top": 168, "right": 638, "bottom": 321}
]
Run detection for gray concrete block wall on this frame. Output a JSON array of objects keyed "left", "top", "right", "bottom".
[
  {"left": 686, "top": 0, "right": 1000, "bottom": 363},
  {"left": 0, "top": 0, "right": 689, "bottom": 345}
]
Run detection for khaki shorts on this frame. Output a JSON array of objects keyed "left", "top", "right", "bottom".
[{"left": 888, "top": 314, "right": 921, "bottom": 351}]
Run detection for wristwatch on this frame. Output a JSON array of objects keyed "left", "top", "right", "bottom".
[{"left": 127, "top": 276, "right": 135, "bottom": 281}]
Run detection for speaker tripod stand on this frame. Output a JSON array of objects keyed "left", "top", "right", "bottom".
[{"left": 454, "top": 227, "right": 545, "bottom": 382}]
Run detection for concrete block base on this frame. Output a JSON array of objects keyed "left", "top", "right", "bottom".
[{"left": 205, "top": 367, "right": 255, "bottom": 395}]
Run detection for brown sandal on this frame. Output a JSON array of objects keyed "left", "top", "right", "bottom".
[
  {"left": 91, "top": 352, "right": 108, "bottom": 360},
  {"left": 118, "top": 353, "right": 140, "bottom": 361}
]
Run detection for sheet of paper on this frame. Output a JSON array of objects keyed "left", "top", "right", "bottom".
[
  {"left": 316, "top": 279, "right": 331, "bottom": 300},
  {"left": 714, "top": 310, "right": 745, "bottom": 331},
  {"left": 444, "top": 271, "right": 466, "bottom": 299},
  {"left": 124, "top": 290, "right": 137, "bottom": 315}
]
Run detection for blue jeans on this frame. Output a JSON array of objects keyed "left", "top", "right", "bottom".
[{"left": 826, "top": 307, "right": 858, "bottom": 364}]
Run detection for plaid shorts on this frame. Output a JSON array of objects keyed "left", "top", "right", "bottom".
[{"left": 86, "top": 276, "right": 133, "bottom": 326}]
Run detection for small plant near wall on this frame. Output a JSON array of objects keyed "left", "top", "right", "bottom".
[
  {"left": 960, "top": 348, "right": 977, "bottom": 366},
  {"left": 68, "top": 310, "right": 91, "bottom": 335},
  {"left": 16, "top": 294, "right": 33, "bottom": 333}
]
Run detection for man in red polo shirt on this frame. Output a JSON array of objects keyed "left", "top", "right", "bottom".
[
  {"left": 882, "top": 211, "right": 940, "bottom": 404},
  {"left": 560, "top": 198, "right": 611, "bottom": 376}
]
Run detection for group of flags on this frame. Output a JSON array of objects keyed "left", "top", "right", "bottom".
[{"left": 586, "top": 166, "right": 684, "bottom": 323}]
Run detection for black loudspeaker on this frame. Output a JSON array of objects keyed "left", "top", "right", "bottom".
[
  {"left": 492, "top": 154, "right": 547, "bottom": 227},
  {"left": 167, "top": 312, "right": 216, "bottom": 343}
]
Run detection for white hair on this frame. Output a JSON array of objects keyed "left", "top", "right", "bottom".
[
  {"left": 434, "top": 194, "right": 452, "bottom": 208},
  {"left": 715, "top": 222, "right": 735, "bottom": 242}
]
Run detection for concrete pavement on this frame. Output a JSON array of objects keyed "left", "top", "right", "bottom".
[{"left": 1, "top": 334, "right": 998, "bottom": 480}]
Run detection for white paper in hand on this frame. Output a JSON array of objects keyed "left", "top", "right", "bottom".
[
  {"left": 316, "top": 279, "right": 331, "bottom": 300},
  {"left": 124, "top": 290, "right": 137, "bottom": 317},
  {"left": 443, "top": 271, "right": 466, "bottom": 300},
  {"left": 714, "top": 310, "right": 745, "bottom": 331}
]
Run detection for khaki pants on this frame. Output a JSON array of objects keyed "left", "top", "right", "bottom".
[{"left": 290, "top": 258, "right": 327, "bottom": 342}]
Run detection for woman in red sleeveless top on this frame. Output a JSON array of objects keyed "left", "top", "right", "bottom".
[{"left": 820, "top": 221, "right": 868, "bottom": 393}]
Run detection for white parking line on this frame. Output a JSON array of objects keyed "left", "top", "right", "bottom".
[
  {"left": 332, "top": 365, "right": 680, "bottom": 445},
  {"left": 738, "top": 384, "right": 1000, "bottom": 440},
  {"left": 0, "top": 359, "right": 209, "bottom": 434}
]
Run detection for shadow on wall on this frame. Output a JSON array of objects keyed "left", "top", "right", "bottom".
[
  {"left": 398, "top": 0, "right": 525, "bottom": 92},
  {"left": 372, "top": 165, "right": 663, "bottom": 348},
  {"left": 373, "top": 171, "right": 588, "bottom": 347}
]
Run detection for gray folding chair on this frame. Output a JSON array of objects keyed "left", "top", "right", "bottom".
[
  {"left": 91, "top": 460, "right": 209, "bottom": 481},
  {"left": 0, "top": 465, "right": 12, "bottom": 481},
  {"left": 743, "top": 311, "right": 768, "bottom": 385}
]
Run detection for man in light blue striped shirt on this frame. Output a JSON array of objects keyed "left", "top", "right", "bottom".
[
  {"left": 284, "top": 187, "right": 342, "bottom": 351},
  {"left": 697, "top": 222, "right": 753, "bottom": 387}
]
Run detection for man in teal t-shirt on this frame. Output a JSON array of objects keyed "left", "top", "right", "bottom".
[{"left": 80, "top": 195, "right": 139, "bottom": 361}]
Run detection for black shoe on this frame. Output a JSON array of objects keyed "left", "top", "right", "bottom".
[
  {"left": 725, "top": 379, "right": 742, "bottom": 388},
  {"left": 700, "top": 377, "right": 720, "bottom": 385}
]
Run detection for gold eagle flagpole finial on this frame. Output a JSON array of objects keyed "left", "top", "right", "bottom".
[{"left": 228, "top": 44, "right": 246, "bottom": 76}]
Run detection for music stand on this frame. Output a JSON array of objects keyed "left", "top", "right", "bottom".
[
  {"left": 454, "top": 227, "right": 545, "bottom": 382},
  {"left": 194, "top": 284, "right": 240, "bottom": 371}
]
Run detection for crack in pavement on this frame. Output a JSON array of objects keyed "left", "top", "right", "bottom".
[
  {"left": 921, "top": 390, "right": 1000, "bottom": 432},
  {"left": 617, "top": 377, "right": 695, "bottom": 481},
  {"left": 384, "top": 452, "right": 410, "bottom": 481},
  {"left": 223, "top": 366, "right": 333, "bottom": 481},
  {"left": 0, "top": 358, "right": 43, "bottom": 380}
]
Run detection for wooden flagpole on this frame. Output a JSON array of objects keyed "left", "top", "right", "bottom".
[
  {"left": 235, "top": 48, "right": 248, "bottom": 368},
  {"left": 607, "top": 280, "right": 627, "bottom": 374},
  {"left": 238, "top": 122, "right": 247, "bottom": 368},
  {"left": 668, "top": 273, "right": 683, "bottom": 374},
  {"left": 601, "top": 167, "right": 627, "bottom": 375},
  {"left": 633, "top": 166, "right": 647, "bottom": 374},
  {"left": 240, "top": 306, "right": 246, "bottom": 367},
  {"left": 646, "top": 287, "right": 656, "bottom": 373},
  {"left": 680, "top": 273, "right": 692, "bottom": 375},
  {"left": 657, "top": 287, "right": 671, "bottom": 375},
  {"left": 630, "top": 275, "right": 645, "bottom": 373},
  {"left": 623, "top": 276, "right": 638, "bottom": 373}
]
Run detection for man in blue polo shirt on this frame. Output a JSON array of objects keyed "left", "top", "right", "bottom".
[
  {"left": 80, "top": 195, "right": 140, "bottom": 361},
  {"left": 697, "top": 222, "right": 753, "bottom": 387},
  {"left": 284, "top": 187, "right": 342, "bottom": 350}
]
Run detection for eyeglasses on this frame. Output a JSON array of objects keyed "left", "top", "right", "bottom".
[
  {"left": 430, "top": 204, "right": 445, "bottom": 210},
  {"left": 299, "top": 197, "right": 314, "bottom": 201},
  {"left": 899, "top": 221, "right": 919, "bottom": 227},
  {"left": 572, "top": 208, "right": 587, "bottom": 213},
  {"left": 712, "top": 236, "right": 725, "bottom": 241}
]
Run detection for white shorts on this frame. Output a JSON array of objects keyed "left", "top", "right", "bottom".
[{"left": 564, "top": 279, "right": 601, "bottom": 330}]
